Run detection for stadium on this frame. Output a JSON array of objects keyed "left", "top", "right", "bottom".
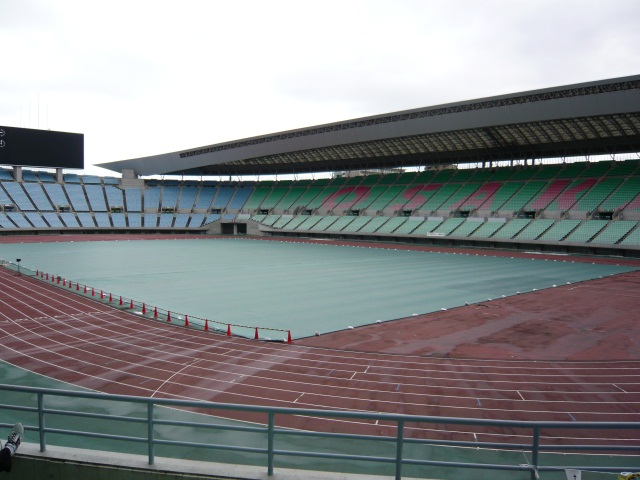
[{"left": 1, "top": 75, "right": 640, "bottom": 480}]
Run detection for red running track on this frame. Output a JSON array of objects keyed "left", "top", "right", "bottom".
[{"left": 1, "top": 250, "right": 639, "bottom": 449}]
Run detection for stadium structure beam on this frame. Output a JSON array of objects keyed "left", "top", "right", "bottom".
[{"left": 98, "top": 76, "right": 640, "bottom": 177}]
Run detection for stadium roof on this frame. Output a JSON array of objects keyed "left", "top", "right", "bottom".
[{"left": 99, "top": 75, "right": 640, "bottom": 177}]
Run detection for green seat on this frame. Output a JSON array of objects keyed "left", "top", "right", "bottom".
[
  {"left": 491, "top": 219, "right": 531, "bottom": 239},
  {"left": 538, "top": 220, "right": 580, "bottom": 241},
  {"left": 590, "top": 221, "right": 637, "bottom": 244},
  {"left": 515, "top": 219, "right": 555, "bottom": 240},
  {"left": 564, "top": 220, "right": 608, "bottom": 243}
]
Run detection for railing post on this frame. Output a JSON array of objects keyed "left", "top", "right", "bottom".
[
  {"left": 267, "top": 412, "right": 275, "bottom": 476},
  {"left": 147, "top": 402, "right": 155, "bottom": 465},
  {"left": 37, "top": 392, "right": 46, "bottom": 452},
  {"left": 395, "top": 419, "right": 405, "bottom": 480},
  {"left": 531, "top": 426, "right": 540, "bottom": 480}
]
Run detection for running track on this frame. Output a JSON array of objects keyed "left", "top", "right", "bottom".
[{"left": 0, "top": 235, "right": 639, "bottom": 450}]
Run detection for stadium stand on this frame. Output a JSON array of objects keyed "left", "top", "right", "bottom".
[
  {"left": 42, "top": 212, "right": 64, "bottom": 228},
  {"left": 94, "top": 212, "right": 111, "bottom": 227},
  {"left": 144, "top": 187, "right": 161, "bottom": 211},
  {"left": 25, "top": 211, "right": 48, "bottom": 227},
  {"left": 111, "top": 213, "right": 127, "bottom": 227},
  {"left": 7, "top": 211, "right": 32, "bottom": 227},
  {"left": 324, "top": 215, "right": 357, "bottom": 232},
  {"left": 1, "top": 158, "right": 639, "bottom": 257},
  {"left": 3, "top": 182, "right": 36, "bottom": 210},
  {"left": 64, "top": 184, "right": 90, "bottom": 211},
  {"left": 161, "top": 186, "right": 180, "bottom": 209},
  {"left": 188, "top": 213, "right": 205, "bottom": 227},
  {"left": 144, "top": 213, "right": 158, "bottom": 227},
  {"left": 85, "top": 184, "right": 108, "bottom": 211},
  {"left": 60, "top": 212, "right": 80, "bottom": 227},
  {"left": 470, "top": 218, "right": 506, "bottom": 238},
  {"left": 127, "top": 213, "right": 142, "bottom": 227},
  {"left": 590, "top": 220, "right": 637, "bottom": 244},
  {"left": 77, "top": 212, "right": 96, "bottom": 227},
  {"left": 104, "top": 186, "right": 125, "bottom": 211},
  {"left": 178, "top": 186, "right": 198, "bottom": 211}
]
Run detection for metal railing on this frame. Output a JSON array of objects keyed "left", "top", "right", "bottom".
[{"left": 0, "top": 384, "right": 638, "bottom": 480}]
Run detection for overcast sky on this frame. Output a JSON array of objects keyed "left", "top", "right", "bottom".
[{"left": 1, "top": 0, "right": 639, "bottom": 176}]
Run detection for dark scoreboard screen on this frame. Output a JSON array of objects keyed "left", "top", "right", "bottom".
[{"left": 0, "top": 126, "right": 84, "bottom": 169}]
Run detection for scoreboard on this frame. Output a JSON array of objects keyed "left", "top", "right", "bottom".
[{"left": 0, "top": 126, "right": 84, "bottom": 169}]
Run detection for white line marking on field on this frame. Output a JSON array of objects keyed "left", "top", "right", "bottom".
[
  {"left": 613, "top": 384, "right": 627, "bottom": 393},
  {"left": 517, "top": 391, "right": 525, "bottom": 401}
]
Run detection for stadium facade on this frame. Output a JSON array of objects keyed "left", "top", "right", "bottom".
[{"left": 0, "top": 75, "right": 639, "bottom": 257}]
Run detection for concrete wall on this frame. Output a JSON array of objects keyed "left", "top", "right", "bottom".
[{"left": 13, "top": 443, "right": 394, "bottom": 480}]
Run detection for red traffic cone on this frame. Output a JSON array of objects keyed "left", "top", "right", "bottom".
[
  {"left": 129, "top": 299, "right": 134, "bottom": 309},
  {"left": 100, "top": 290, "right": 104, "bottom": 299},
  {"left": 287, "top": 330, "right": 293, "bottom": 344},
  {"left": 254, "top": 328, "right": 259, "bottom": 340},
  {"left": 154, "top": 306, "right": 158, "bottom": 318},
  {"left": 167, "top": 311, "right": 171, "bottom": 322},
  {"left": 142, "top": 303, "right": 147, "bottom": 314},
  {"left": 84, "top": 285, "right": 88, "bottom": 293},
  {"left": 63, "top": 279, "right": 66, "bottom": 286},
  {"left": 36, "top": 270, "right": 39, "bottom": 276},
  {"left": 184, "top": 315, "right": 189, "bottom": 327},
  {"left": 76, "top": 283, "right": 80, "bottom": 291},
  {"left": 227, "top": 324, "right": 232, "bottom": 336},
  {"left": 91, "top": 288, "right": 95, "bottom": 296},
  {"left": 204, "top": 319, "right": 209, "bottom": 332},
  {"left": 109, "top": 293, "right": 113, "bottom": 302},
  {"left": 45, "top": 273, "right": 49, "bottom": 280},
  {"left": 119, "top": 296, "right": 123, "bottom": 306}
]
